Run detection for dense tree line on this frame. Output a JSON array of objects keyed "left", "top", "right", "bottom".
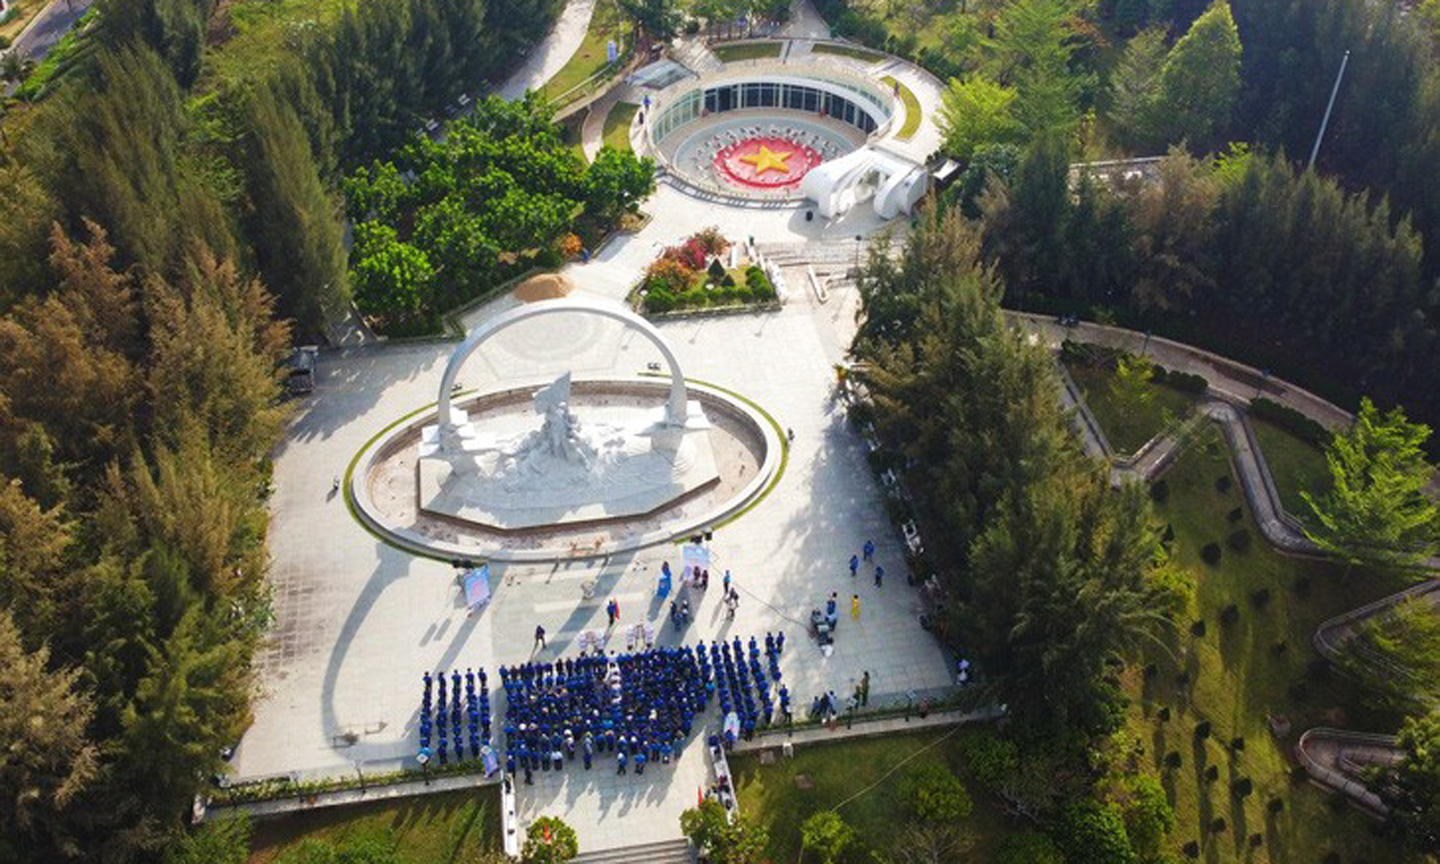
[
  {"left": 851, "top": 204, "right": 1188, "bottom": 739},
  {"left": 0, "top": 219, "right": 288, "bottom": 862},
  {"left": 973, "top": 140, "right": 1440, "bottom": 431},
  {"left": 849, "top": 205, "right": 1188, "bottom": 859},
  {"left": 344, "top": 96, "right": 653, "bottom": 332},
  {"left": 0, "top": 0, "right": 566, "bottom": 857}
]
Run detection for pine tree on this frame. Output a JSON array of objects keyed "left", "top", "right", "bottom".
[
  {"left": 1302, "top": 398, "right": 1440, "bottom": 571},
  {"left": 243, "top": 84, "right": 350, "bottom": 335},
  {"left": 1105, "top": 26, "right": 1168, "bottom": 152},
  {"left": 1153, "top": 0, "right": 1241, "bottom": 150},
  {"left": 0, "top": 611, "right": 99, "bottom": 860}
]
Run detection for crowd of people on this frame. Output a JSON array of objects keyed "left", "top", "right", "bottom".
[
  {"left": 417, "top": 668, "right": 491, "bottom": 767},
  {"left": 417, "top": 633, "right": 788, "bottom": 782}
]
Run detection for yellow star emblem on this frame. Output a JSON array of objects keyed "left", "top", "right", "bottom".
[{"left": 739, "top": 145, "right": 792, "bottom": 176}]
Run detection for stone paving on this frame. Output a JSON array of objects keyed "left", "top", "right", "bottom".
[
  {"left": 232, "top": 229, "right": 953, "bottom": 852},
  {"left": 229, "top": 0, "right": 962, "bottom": 848}
]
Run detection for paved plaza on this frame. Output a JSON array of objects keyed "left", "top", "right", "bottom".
[
  {"left": 231, "top": 203, "right": 956, "bottom": 849},
  {"left": 230, "top": 4, "right": 960, "bottom": 848}
]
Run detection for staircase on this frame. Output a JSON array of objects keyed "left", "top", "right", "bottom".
[
  {"left": 571, "top": 838, "right": 695, "bottom": 864},
  {"left": 671, "top": 39, "right": 724, "bottom": 75},
  {"left": 756, "top": 236, "right": 906, "bottom": 290}
]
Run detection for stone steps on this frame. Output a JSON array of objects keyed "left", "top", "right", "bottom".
[{"left": 572, "top": 838, "right": 694, "bottom": 864}]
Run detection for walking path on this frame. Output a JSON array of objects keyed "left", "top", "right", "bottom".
[
  {"left": 732, "top": 704, "right": 1001, "bottom": 754},
  {"left": 1038, "top": 312, "right": 1440, "bottom": 818},
  {"left": 780, "top": 0, "right": 832, "bottom": 39},
  {"left": 2, "top": 0, "right": 97, "bottom": 97},
  {"left": 206, "top": 770, "right": 493, "bottom": 821},
  {"left": 494, "top": 0, "right": 598, "bottom": 100},
  {"left": 580, "top": 81, "right": 640, "bottom": 162},
  {"left": 10, "top": 0, "right": 94, "bottom": 62}
]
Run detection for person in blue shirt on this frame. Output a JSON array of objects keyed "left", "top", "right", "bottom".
[
  {"left": 863, "top": 539, "right": 876, "bottom": 561},
  {"left": 849, "top": 554, "right": 859, "bottom": 576}
]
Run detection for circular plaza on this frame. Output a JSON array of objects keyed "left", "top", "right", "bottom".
[
  {"left": 350, "top": 300, "right": 782, "bottom": 562},
  {"left": 646, "top": 58, "right": 916, "bottom": 206}
]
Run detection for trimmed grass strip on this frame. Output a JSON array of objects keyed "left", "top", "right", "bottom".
[
  {"left": 712, "top": 40, "right": 782, "bottom": 62},
  {"left": 811, "top": 42, "right": 885, "bottom": 62},
  {"left": 880, "top": 75, "right": 921, "bottom": 140},
  {"left": 601, "top": 101, "right": 639, "bottom": 153}
]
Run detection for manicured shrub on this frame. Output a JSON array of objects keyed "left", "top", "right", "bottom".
[
  {"left": 1231, "top": 737, "right": 1246, "bottom": 752},
  {"left": 1220, "top": 604, "right": 1240, "bottom": 626},
  {"left": 800, "top": 811, "right": 854, "bottom": 864},
  {"left": 1150, "top": 480, "right": 1170, "bottom": 503},
  {"left": 1191, "top": 620, "right": 1207, "bottom": 637},
  {"left": 1268, "top": 798, "right": 1285, "bottom": 814},
  {"left": 1250, "top": 832, "right": 1264, "bottom": 848},
  {"left": 1183, "top": 840, "right": 1200, "bottom": 858},
  {"left": 720, "top": 273, "right": 736, "bottom": 288},
  {"left": 904, "top": 762, "right": 972, "bottom": 823},
  {"left": 1210, "top": 817, "right": 1227, "bottom": 834},
  {"left": 1159, "top": 369, "right": 1209, "bottom": 393},
  {"left": 1227, "top": 506, "right": 1244, "bottom": 523},
  {"left": 522, "top": 816, "right": 579, "bottom": 863},
  {"left": 960, "top": 731, "right": 1019, "bottom": 790},
  {"left": 1233, "top": 777, "right": 1253, "bottom": 798},
  {"left": 1215, "top": 475, "right": 1232, "bottom": 493},
  {"left": 1195, "top": 720, "right": 1212, "bottom": 739},
  {"left": 1201, "top": 543, "right": 1223, "bottom": 565},
  {"left": 707, "top": 258, "right": 726, "bottom": 281},
  {"left": 1164, "top": 751, "right": 1182, "bottom": 769},
  {"left": 1288, "top": 681, "right": 1309, "bottom": 701},
  {"left": 1162, "top": 524, "right": 1175, "bottom": 543},
  {"left": 1250, "top": 588, "right": 1270, "bottom": 608},
  {"left": 1205, "top": 765, "right": 1219, "bottom": 782},
  {"left": 1271, "top": 640, "right": 1289, "bottom": 655},
  {"left": 1143, "top": 663, "right": 1158, "bottom": 679},
  {"left": 1250, "top": 397, "right": 1329, "bottom": 446},
  {"left": 1055, "top": 799, "right": 1136, "bottom": 864},
  {"left": 1158, "top": 706, "right": 1171, "bottom": 722},
  {"left": 1228, "top": 529, "right": 1252, "bottom": 552},
  {"left": 996, "top": 831, "right": 1063, "bottom": 864}
]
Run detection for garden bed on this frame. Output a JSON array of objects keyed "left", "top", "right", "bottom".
[
  {"left": 879, "top": 75, "right": 920, "bottom": 140},
  {"left": 248, "top": 786, "right": 502, "bottom": 863},
  {"left": 811, "top": 42, "right": 885, "bottom": 62},
  {"left": 712, "top": 40, "right": 782, "bottom": 62},
  {"left": 732, "top": 729, "right": 1016, "bottom": 863},
  {"left": 1129, "top": 430, "right": 1416, "bottom": 862},
  {"left": 629, "top": 228, "right": 780, "bottom": 315},
  {"left": 1250, "top": 417, "right": 1332, "bottom": 524}
]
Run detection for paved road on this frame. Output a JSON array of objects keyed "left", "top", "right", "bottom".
[
  {"left": 494, "top": 0, "right": 598, "bottom": 100},
  {"left": 11, "top": 0, "right": 94, "bottom": 62},
  {"left": 2, "top": 0, "right": 96, "bottom": 97}
]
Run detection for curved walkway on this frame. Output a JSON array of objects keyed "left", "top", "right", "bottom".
[
  {"left": 1041, "top": 313, "right": 1439, "bottom": 817},
  {"left": 494, "top": 0, "right": 598, "bottom": 100}
]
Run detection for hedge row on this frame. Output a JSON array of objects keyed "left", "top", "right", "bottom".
[
  {"left": 1059, "top": 340, "right": 1209, "bottom": 394},
  {"left": 1249, "top": 397, "right": 1330, "bottom": 447}
]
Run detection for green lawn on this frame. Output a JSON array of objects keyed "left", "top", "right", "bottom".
[
  {"left": 1251, "top": 418, "right": 1332, "bottom": 525},
  {"left": 880, "top": 75, "right": 921, "bottom": 141},
  {"left": 712, "top": 41, "right": 782, "bottom": 62},
  {"left": 1066, "top": 363, "right": 1199, "bottom": 456},
  {"left": 811, "top": 42, "right": 885, "bottom": 62},
  {"left": 248, "top": 787, "right": 502, "bottom": 864},
  {"left": 601, "top": 101, "right": 639, "bottom": 153},
  {"left": 1131, "top": 429, "right": 1416, "bottom": 863},
  {"left": 559, "top": 112, "right": 587, "bottom": 162},
  {"left": 732, "top": 730, "right": 1017, "bottom": 863},
  {"left": 539, "top": 0, "right": 626, "bottom": 103}
]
